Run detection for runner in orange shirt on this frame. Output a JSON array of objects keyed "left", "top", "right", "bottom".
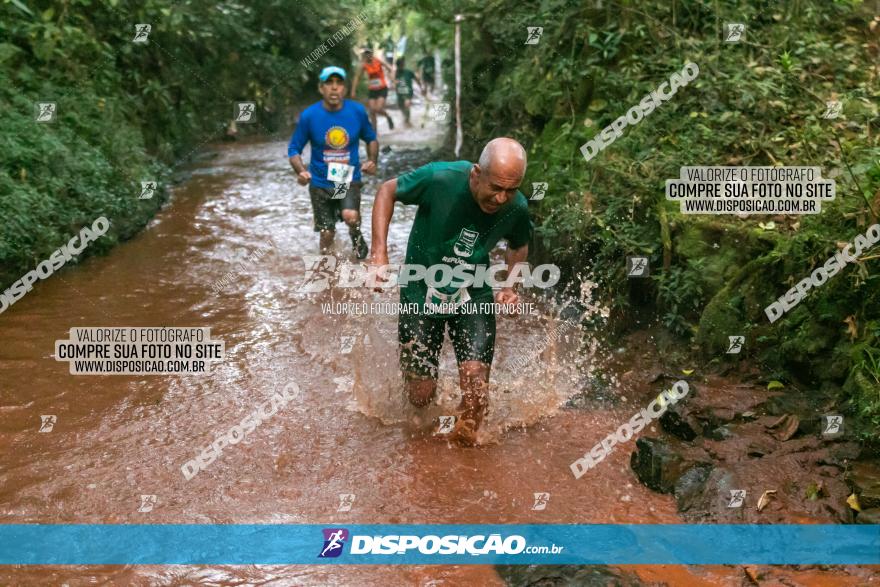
[{"left": 351, "top": 47, "right": 395, "bottom": 133}]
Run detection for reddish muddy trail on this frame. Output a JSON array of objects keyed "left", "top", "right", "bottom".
[{"left": 0, "top": 104, "right": 875, "bottom": 585}]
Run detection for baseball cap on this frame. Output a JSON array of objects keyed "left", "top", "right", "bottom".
[{"left": 319, "top": 66, "right": 346, "bottom": 82}]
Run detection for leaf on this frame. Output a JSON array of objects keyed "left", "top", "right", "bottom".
[
  {"left": 9, "top": 0, "right": 34, "bottom": 16},
  {"left": 682, "top": 369, "right": 694, "bottom": 375},
  {"left": 847, "top": 493, "right": 861, "bottom": 512},
  {"left": 805, "top": 481, "right": 825, "bottom": 500},
  {"left": 0, "top": 42, "right": 22, "bottom": 64},
  {"left": 41, "top": 7, "right": 54, "bottom": 21},
  {"left": 757, "top": 489, "right": 777, "bottom": 511},
  {"left": 588, "top": 99, "right": 606, "bottom": 111},
  {"left": 767, "top": 414, "right": 799, "bottom": 441},
  {"left": 767, "top": 380, "right": 784, "bottom": 390}
]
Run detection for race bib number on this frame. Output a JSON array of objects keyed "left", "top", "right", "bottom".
[
  {"left": 397, "top": 81, "right": 410, "bottom": 94},
  {"left": 327, "top": 162, "right": 354, "bottom": 183},
  {"left": 368, "top": 78, "right": 383, "bottom": 89}
]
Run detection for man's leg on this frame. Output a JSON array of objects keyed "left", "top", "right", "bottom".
[
  {"left": 318, "top": 230, "right": 334, "bottom": 255},
  {"left": 405, "top": 374, "right": 437, "bottom": 407},
  {"left": 458, "top": 360, "right": 489, "bottom": 414},
  {"left": 401, "top": 97, "right": 412, "bottom": 126},
  {"left": 399, "top": 312, "right": 444, "bottom": 409},
  {"left": 340, "top": 182, "right": 367, "bottom": 259},
  {"left": 448, "top": 303, "right": 496, "bottom": 444},
  {"left": 375, "top": 95, "right": 393, "bottom": 129},
  {"left": 367, "top": 97, "right": 379, "bottom": 132},
  {"left": 309, "top": 185, "right": 337, "bottom": 254}
]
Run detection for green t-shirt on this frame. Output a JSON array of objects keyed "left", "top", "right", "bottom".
[
  {"left": 395, "top": 69, "right": 416, "bottom": 96},
  {"left": 395, "top": 160, "right": 533, "bottom": 308}
]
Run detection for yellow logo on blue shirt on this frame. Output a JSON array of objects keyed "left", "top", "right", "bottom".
[{"left": 325, "top": 126, "right": 350, "bottom": 149}]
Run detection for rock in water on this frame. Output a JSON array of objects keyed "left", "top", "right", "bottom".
[
  {"left": 660, "top": 404, "right": 701, "bottom": 440},
  {"left": 675, "top": 463, "right": 714, "bottom": 512},
  {"left": 846, "top": 461, "right": 880, "bottom": 509},
  {"left": 856, "top": 508, "right": 880, "bottom": 525},
  {"left": 630, "top": 437, "right": 706, "bottom": 494}
]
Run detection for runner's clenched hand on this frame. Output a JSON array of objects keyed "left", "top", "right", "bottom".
[
  {"left": 369, "top": 251, "right": 389, "bottom": 292},
  {"left": 495, "top": 287, "right": 519, "bottom": 308},
  {"left": 296, "top": 171, "right": 311, "bottom": 186}
]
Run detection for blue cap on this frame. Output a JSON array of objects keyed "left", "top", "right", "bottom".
[{"left": 319, "top": 66, "right": 346, "bottom": 82}]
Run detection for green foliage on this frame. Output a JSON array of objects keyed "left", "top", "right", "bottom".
[
  {"left": 656, "top": 259, "right": 706, "bottom": 337},
  {"left": 398, "top": 0, "right": 879, "bottom": 428},
  {"left": 0, "top": 0, "right": 363, "bottom": 288}
]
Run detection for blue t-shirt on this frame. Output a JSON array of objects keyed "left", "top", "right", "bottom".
[{"left": 287, "top": 100, "right": 377, "bottom": 189}]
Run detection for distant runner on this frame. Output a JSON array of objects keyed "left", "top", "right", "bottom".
[
  {"left": 288, "top": 66, "right": 377, "bottom": 258},
  {"left": 417, "top": 54, "right": 435, "bottom": 99},
  {"left": 351, "top": 47, "right": 395, "bottom": 133},
  {"left": 370, "top": 138, "right": 533, "bottom": 445},
  {"left": 393, "top": 57, "right": 424, "bottom": 128}
]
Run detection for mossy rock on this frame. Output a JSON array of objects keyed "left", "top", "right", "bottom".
[
  {"left": 695, "top": 255, "right": 782, "bottom": 355},
  {"left": 674, "top": 218, "right": 778, "bottom": 302}
]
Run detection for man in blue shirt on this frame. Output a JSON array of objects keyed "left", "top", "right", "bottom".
[{"left": 288, "top": 66, "right": 378, "bottom": 258}]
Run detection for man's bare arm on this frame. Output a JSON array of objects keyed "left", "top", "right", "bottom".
[
  {"left": 504, "top": 243, "right": 529, "bottom": 272},
  {"left": 289, "top": 154, "right": 306, "bottom": 174},
  {"left": 370, "top": 178, "right": 397, "bottom": 265},
  {"left": 496, "top": 243, "right": 529, "bottom": 305},
  {"left": 361, "top": 140, "right": 379, "bottom": 175},
  {"left": 289, "top": 155, "right": 311, "bottom": 185},
  {"left": 351, "top": 67, "right": 362, "bottom": 97}
]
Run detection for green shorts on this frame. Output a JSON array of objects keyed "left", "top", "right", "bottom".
[
  {"left": 308, "top": 182, "right": 361, "bottom": 232},
  {"left": 398, "top": 301, "right": 496, "bottom": 379}
]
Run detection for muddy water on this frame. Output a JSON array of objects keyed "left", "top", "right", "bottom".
[{"left": 0, "top": 107, "right": 871, "bottom": 586}]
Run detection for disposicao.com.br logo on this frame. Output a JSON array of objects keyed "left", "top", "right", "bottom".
[{"left": 318, "top": 529, "right": 563, "bottom": 557}]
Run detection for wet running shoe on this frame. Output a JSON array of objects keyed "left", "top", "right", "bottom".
[{"left": 351, "top": 231, "right": 369, "bottom": 260}]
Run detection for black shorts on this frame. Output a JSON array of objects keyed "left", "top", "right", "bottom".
[
  {"left": 308, "top": 182, "right": 361, "bottom": 232},
  {"left": 368, "top": 87, "right": 389, "bottom": 99},
  {"left": 398, "top": 301, "right": 496, "bottom": 379}
]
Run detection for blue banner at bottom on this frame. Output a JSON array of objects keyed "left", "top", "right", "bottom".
[{"left": 0, "top": 524, "right": 877, "bottom": 565}]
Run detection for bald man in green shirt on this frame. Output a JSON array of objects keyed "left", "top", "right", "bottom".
[{"left": 370, "top": 138, "right": 533, "bottom": 445}]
